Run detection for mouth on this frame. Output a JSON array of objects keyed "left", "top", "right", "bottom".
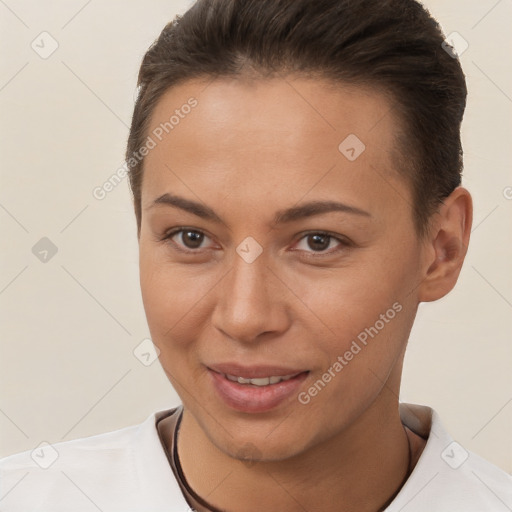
[
  {"left": 223, "top": 372, "right": 303, "bottom": 387},
  {"left": 207, "top": 364, "right": 309, "bottom": 413}
]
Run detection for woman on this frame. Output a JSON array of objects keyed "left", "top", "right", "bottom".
[{"left": 1, "top": 0, "right": 511, "bottom": 510}]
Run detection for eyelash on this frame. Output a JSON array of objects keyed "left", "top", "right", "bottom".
[{"left": 160, "top": 227, "right": 352, "bottom": 258}]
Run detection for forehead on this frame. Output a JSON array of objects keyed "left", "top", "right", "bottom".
[{"left": 141, "top": 76, "right": 408, "bottom": 217}]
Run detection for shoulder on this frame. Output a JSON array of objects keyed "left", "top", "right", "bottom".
[
  {"left": 0, "top": 421, "right": 141, "bottom": 511},
  {"left": 397, "top": 446, "right": 512, "bottom": 511},
  {"left": 0, "top": 408, "right": 189, "bottom": 512},
  {"left": 390, "top": 403, "right": 512, "bottom": 511}
]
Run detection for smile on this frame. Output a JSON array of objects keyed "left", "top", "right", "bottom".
[
  {"left": 207, "top": 366, "right": 310, "bottom": 413},
  {"left": 223, "top": 373, "right": 302, "bottom": 387}
]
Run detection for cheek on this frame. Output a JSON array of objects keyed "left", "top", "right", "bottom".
[
  {"left": 298, "top": 256, "right": 404, "bottom": 338},
  {"left": 139, "top": 246, "right": 193, "bottom": 342},
  {"left": 138, "top": 255, "right": 206, "bottom": 391},
  {"left": 298, "top": 299, "right": 413, "bottom": 434},
  {"left": 138, "top": 244, "right": 220, "bottom": 358},
  {"left": 298, "top": 244, "right": 418, "bottom": 379}
]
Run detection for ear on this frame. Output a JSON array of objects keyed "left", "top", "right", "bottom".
[{"left": 417, "top": 187, "right": 473, "bottom": 303}]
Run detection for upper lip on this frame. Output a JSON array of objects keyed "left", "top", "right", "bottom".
[{"left": 207, "top": 363, "right": 308, "bottom": 379}]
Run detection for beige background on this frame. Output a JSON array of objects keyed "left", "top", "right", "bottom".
[{"left": 1, "top": 0, "right": 511, "bottom": 473}]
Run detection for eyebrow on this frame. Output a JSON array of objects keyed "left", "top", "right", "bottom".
[{"left": 147, "top": 193, "right": 371, "bottom": 225}]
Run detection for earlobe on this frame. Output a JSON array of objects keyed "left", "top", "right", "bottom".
[{"left": 417, "top": 187, "right": 473, "bottom": 303}]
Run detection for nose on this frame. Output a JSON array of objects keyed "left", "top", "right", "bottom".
[{"left": 210, "top": 248, "right": 290, "bottom": 344}]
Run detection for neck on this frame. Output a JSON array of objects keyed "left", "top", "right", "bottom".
[{"left": 175, "top": 390, "right": 418, "bottom": 512}]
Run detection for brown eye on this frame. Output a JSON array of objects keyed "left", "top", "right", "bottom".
[
  {"left": 306, "top": 233, "right": 331, "bottom": 252},
  {"left": 293, "top": 231, "right": 350, "bottom": 257},
  {"left": 163, "top": 228, "right": 214, "bottom": 253},
  {"left": 178, "top": 230, "right": 204, "bottom": 249}
]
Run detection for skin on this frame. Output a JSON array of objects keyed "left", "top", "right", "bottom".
[{"left": 138, "top": 76, "right": 472, "bottom": 511}]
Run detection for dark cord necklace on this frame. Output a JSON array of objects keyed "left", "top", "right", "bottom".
[{"left": 170, "top": 411, "right": 414, "bottom": 512}]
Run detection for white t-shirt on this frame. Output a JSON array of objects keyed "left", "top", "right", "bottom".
[{"left": 0, "top": 403, "right": 510, "bottom": 511}]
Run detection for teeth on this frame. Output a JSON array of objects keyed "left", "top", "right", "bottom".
[
  {"left": 246, "top": 377, "right": 270, "bottom": 386},
  {"left": 225, "top": 373, "right": 299, "bottom": 386}
]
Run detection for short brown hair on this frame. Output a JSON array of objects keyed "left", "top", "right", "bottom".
[{"left": 126, "top": 0, "right": 467, "bottom": 238}]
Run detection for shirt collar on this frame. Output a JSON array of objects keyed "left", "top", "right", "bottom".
[
  {"left": 132, "top": 407, "right": 191, "bottom": 511},
  {"left": 385, "top": 403, "right": 454, "bottom": 510}
]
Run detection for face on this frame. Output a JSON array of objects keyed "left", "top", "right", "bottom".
[{"left": 138, "top": 76, "right": 429, "bottom": 461}]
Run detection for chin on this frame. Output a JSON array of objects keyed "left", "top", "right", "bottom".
[
  {"left": 222, "top": 435, "right": 309, "bottom": 464},
  {"left": 198, "top": 410, "right": 321, "bottom": 464}
]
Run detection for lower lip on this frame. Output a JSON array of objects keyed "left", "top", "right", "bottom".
[{"left": 208, "top": 369, "right": 309, "bottom": 413}]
